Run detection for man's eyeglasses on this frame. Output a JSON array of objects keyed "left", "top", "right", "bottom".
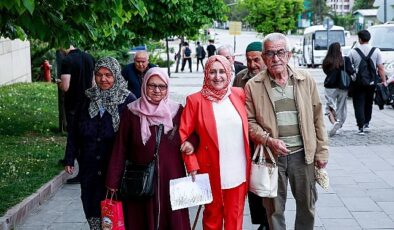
[
  {"left": 147, "top": 83, "right": 168, "bottom": 91},
  {"left": 264, "top": 49, "right": 288, "bottom": 59},
  {"left": 95, "top": 73, "right": 113, "bottom": 78}
]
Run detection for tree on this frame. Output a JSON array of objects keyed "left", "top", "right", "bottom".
[
  {"left": 241, "top": 0, "right": 303, "bottom": 34},
  {"left": 1, "top": 0, "right": 228, "bottom": 50},
  {"left": 353, "top": 0, "right": 376, "bottom": 11},
  {"left": 332, "top": 13, "right": 355, "bottom": 31},
  {"left": 0, "top": 0, "right": 147, "bottom": 48},
  {"left": 304, "top": 0, "right": 332, "bottom": 25}
]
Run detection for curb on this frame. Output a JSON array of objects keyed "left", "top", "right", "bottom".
[{"left": 0, "top": 171, "right": 70, "bottom": 230}]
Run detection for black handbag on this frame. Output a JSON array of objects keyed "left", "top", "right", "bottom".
[{"left": 120, "top": 124, "right": 163, "bottom": 199}]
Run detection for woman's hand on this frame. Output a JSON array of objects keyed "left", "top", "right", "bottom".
[
  {"left": 267, "top": 137, "right": 290, "bottom": 156},
  {"left": 180, "top": 141, "right": 194, "bottom": 155},
  {"left": 189, "top": 170, "right": 197, "bottom": 182},
  {"left": 64, "top": 166, "right": 74, "bottom": 174}
]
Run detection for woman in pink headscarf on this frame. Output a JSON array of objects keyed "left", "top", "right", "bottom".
[
  {"left": 179, "top": 55, "right": 251, "bottom": 230},
  {"left": 106, "top": 67, "right": 194, "bottom": 230}
]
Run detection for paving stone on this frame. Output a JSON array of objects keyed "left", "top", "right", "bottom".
[{"left": 352, "top": 211, "right": 394, "bottom": 229}]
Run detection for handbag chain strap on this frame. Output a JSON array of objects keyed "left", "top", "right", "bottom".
[{"left": 153, "top": 124, "right": 164, "bottom": 159}]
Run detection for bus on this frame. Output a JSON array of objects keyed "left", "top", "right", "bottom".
[{"left": 302, "top": 25, "right": 346, "bottom": 68}]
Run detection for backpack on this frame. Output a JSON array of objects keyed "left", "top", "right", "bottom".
[
  {"left": 184, "top": 47, "right": 191, "bottom": 57},
  {"left": 354, "top": 47, "right": 378, "bottom": 87}
]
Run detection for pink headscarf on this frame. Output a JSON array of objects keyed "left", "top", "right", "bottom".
[
  {"left": 128, "top": 67, "right": 179, "bottom": 145},
  {"left": 201, "top": 55, "right": 232, "bottom": 102}
]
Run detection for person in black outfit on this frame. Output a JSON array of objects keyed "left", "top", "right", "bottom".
[
  {"left": 206, "top": 39, "right": 216, "bottom": 57},
  {"left": 195, "top": 41, "right": 206, "bottom": 71},
  {"left": 58, "top": 45, "right": 95, "bottom": 184},
  {"left": 181, "top": 42, "right": 192, "bottom": 72},
  {"left": 121, "top": 50, "right": 156, "bottom": 98},
  {"left": 348, "top": 30, "right": 387, "bottom": 134}
]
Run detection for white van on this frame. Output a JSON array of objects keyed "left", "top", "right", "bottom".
[{"left": 368, "top": 22, "right": 394, "bottom": 77}]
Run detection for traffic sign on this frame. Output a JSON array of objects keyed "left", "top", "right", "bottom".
[{"left": 229, "top": 21, "right": 242, "bottom": 35}]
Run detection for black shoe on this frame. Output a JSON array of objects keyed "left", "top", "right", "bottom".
[{"left": 66, "top": 175, "right": 80, "bottom": 184}]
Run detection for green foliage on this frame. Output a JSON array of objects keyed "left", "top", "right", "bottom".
[
  {"left": 241, "top": 0, "right": 303, "bottom": 34},
  {"left": 353, "top": 0, "right": 375, "bottom": 11},
  {"left": 304, "top": 0, "right": 332, "bottom": 25},
  {"left": 0, "top": 0, "right": 146, "bottom": 48},
  {"left": 1, "top": 0, "right": 228, "bottom": 51},
  {"left": 332, "top": 14, "right": 355, "bottom": 31},
  {"left": 0, "top": 83, "right": 66, "bottom": 216}
]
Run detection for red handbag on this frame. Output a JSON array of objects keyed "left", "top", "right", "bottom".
[{"left": 101, "top": 191, "right": 125, "bottom": 230}]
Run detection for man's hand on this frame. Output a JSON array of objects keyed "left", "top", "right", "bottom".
[
  {"left": 267, "top": 137, "right": 290, "bottom": 156},
  {"left": 315, "top": 160, "right": 328, "bottom": 169},
  {"left": 180, "top": 141, "right": 194, "bottom": 155}
]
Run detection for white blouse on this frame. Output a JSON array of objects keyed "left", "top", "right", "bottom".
[{"left": 212, "top": 97, "right": 246, "bottom": 189}]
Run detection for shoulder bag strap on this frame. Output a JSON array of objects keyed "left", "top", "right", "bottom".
[
  {"left": 354, "top": 48, "right": 367, "bottom": 60},
  {"left": 366, "top": 47, "right": 376, "bottom": 59},
  {"left": 153, "top": 124, "right": 164, "bottom": 159}
]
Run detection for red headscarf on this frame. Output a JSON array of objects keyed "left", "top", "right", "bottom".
[
  {"left": 201, "top": 55, "right": 232, "bottom": 102},
  {"left": 128, "top": 67, "right": 179, "bottom": 145}
]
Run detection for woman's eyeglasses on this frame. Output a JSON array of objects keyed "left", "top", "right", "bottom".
[
  {"left": 147, "top": 83, "right": 168, "bottom": 91},
  {"left": 263, "top": 49, "right": 288, "bottom": 59},
  {"left": 95, "top": 72, "right": 113, "bottom": 78}
]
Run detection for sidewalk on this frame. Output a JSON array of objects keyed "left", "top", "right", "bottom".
[{"left": 11, "top": 67, "right": 394, "bottom": 229}]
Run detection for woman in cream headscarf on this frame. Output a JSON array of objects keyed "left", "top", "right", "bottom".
[
  {"left": 106, "top": 67, "right": 195, "bottom": 230},
  {"left": 63, "top": 57, "right": 136, "bottom": 229},
  {"left": 179, "top": 55, "right": 251, "bottom": 230}
]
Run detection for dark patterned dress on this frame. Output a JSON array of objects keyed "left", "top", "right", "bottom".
[{"left": 64, "top": 94, "right": 136, "bottom": 218}]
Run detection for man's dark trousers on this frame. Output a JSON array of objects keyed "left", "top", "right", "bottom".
[{"left": 352, "top": 85, "right": 375, "bottom": 129}]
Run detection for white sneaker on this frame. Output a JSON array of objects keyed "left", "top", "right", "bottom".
[{"left": 329, "top": 122, "right": 341, "bottom": 137}]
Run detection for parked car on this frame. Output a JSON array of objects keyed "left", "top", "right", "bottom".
[{"left": 368, "top": 22, "right": 394, "bottom": 77}]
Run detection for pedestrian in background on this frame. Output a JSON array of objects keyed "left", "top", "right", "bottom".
[
  {"left": 233, "top": 41, "right": 266, "bottom": 88},
  {"left": 348, "top": 30, "right": 387, "bottom": 135},
  {"left": 245, "top": 33, "right": 329, "bottom": 230},
  {"left": 181, "top": 42, "right": 192, "bottom": 72},
  {"left": 121, "top": 50, "right": 156, "bottom": 98},
  {"left": 64, "top": 57, "right": 136, "bottom": 229},
  {"left": 58, "top": 44, "right": 95, "bottom": 184},
  {"left": 195, "top": 41, "right": 206, "bottom": 71},
  {"left": 217, "top": 44, "right": 247, "bottom": 85},
  {"left": 322, "top": 42, "right": 355, "bottom": 137},
  {"left": 206, "top": 39, "right": 216, "bottom": 58},
  {"left": 180, "top": 55, "right": 250, "bottom": 230},
  {"left": 106, "top": 67, "right": 194, "bottom": 230}
]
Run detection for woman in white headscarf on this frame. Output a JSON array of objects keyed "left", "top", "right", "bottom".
[{"left": 63, "top": 57, "right": 136, "bottom": 229}]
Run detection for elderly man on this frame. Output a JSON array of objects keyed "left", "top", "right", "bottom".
[
  {"left": 217, "top": 44, "right": 246, "bottom": 84},
  {"left": 233, "top": 41, "right": 266, "bottom": 88},
  {"left": 121, "top": 50, "right": 156, "bottom": 98},
  {"left": 245, "top": 33, "right": 329, "bottom": 230}
]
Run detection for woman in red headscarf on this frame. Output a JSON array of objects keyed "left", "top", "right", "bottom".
[{"left": 179, "top": 55, "right": 251, "bottom": 230}]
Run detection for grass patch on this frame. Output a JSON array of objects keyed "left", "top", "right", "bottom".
[{"left": 0, "top": 83, "right": 66, "bottom": 216}]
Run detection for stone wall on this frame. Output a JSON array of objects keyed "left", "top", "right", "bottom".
[{"left": 0, "top": 38, "right": 31, "bottom": 86}]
